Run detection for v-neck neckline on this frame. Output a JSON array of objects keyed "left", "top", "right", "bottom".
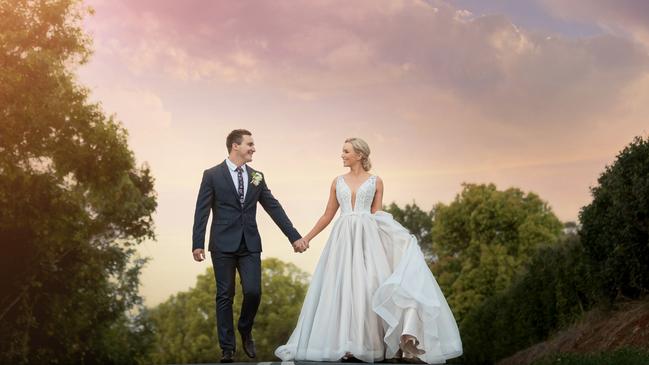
[{"left": 341, "top": 175, "right": 373, "bottom": 211}]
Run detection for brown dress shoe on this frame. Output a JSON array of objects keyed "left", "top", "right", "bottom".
[
  {"left": 221, "top": 350, "right": 234, "bottom": 363},
  {"left": 241, "top": 332, "right": 256, "bottom": 358}
]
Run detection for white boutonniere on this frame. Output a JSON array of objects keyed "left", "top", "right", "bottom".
[{"left": 251, "top": 172, "right": 263, "bottom": 186}]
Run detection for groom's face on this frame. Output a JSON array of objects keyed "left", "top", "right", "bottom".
[{"left": 235, "top": 135, "right": 256, "bottom": 163}]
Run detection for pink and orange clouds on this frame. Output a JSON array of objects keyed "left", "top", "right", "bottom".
[{"left": 78, "top": 0, "right": 649, "bottom": 305}]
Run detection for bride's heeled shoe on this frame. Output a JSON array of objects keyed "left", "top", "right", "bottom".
[
  {"left": 341, "top": 352, "right": 361, "bottom": 362},
  {"left": 399, "top": 335, "right": 426, "bottom": 364}
]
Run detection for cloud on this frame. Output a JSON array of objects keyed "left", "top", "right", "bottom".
[
  {"left": 81, "top": 84, "right": 174, "bottom": 167},
  {"left": 85, "top": 0, "right": 649, "bottom": 126},
  {"left": 95, "top": 87, "right": 172, "bottom": 129},
  {"left": 542, "top": 0, "right": 649, "bottom": 47},
  {"left": 82, "top": 0, "right": 649, "bottom": 225},
  {"left": 78, "top": 0, "right": 649, "bottom": 304}
]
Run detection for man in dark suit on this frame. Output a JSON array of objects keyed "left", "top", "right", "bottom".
[{"left": 192, "top": 129, "right": 307, "bottom": 363}]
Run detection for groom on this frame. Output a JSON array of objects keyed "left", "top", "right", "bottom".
[{"left": 192, "top": 129, "right": 307, "bottom": 363}]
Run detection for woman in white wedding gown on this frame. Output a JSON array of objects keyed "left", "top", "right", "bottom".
[{"left": 275, "top": 138, "right": 463, "bottom": 364}]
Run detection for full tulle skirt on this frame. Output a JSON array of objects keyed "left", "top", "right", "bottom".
[{"left": 274, "top": 211, "right": 463, "bottom": 364}]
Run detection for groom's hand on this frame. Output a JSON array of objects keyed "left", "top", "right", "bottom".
[
  {"left": 193, "top": 248, "right": 205, "bottom": 262},
  {"left": 292, "top": 238, "right": 307, "bottom": 253},
  {"left": 291, "top": 239, "right": 302, "bottom": 253}
]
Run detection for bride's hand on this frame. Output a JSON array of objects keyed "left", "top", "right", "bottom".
[
  {"left": 299, "top": 238, "right": 311, "bottom": 252},
  {"left": 292, "top": 238, "right": 308, "bottom": 253}
]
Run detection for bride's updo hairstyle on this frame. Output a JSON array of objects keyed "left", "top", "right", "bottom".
[{"left": 345, "top": 137, "right": 372, "bottom": 172}]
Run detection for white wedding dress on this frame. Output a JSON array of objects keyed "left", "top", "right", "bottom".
[{"left": 275, "top": 175, "right": 463, "bottom": 364}]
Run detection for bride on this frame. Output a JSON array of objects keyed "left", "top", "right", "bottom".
[{"left": 274, "top": 138, "right": 463, "bottom": 364}]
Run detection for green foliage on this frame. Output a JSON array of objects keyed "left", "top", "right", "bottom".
[
  {"left": 460, "top": 233, "right": 598, "bottom": 364},
  {"left": 0, "top": 0, "right": 156, "bottom": 363},
  {"left": 579, "top": 136, "right": 649, "bottom": 302},
  {"left": 145, "top": 258, "right": 309, "bottom": 363},
  {"left": 384, "top": 201, "right": 434, "bottom": 259},
  {"left": 431, "top": 183, "right": 563, "bottom": 322},
  {"left": 531, "top": 348, "right": 649, "bottom": 365},
  {"left": 457, "top": 136, "right": 649, "bottom": 364}
]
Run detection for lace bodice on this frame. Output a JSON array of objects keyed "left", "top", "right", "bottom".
[{"left": 336, "top": 175, "right": 377, "bottom": 214}]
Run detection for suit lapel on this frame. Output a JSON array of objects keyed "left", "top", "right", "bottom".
[{"left": 220, "top": 161, "right": 241, "bottom": 202}]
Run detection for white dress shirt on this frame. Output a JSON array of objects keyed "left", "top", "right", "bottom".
[{"left": 225, "top": 158, "right": 249, "bottom": 199}]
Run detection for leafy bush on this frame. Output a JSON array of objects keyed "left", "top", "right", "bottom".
[
  {"left": 460, "top": 234, "right": 598, "bottom": 364},
  {"left": 579, "top": 136, "right": 649, "bottom": 302},
  {"left": 145, "top": 258, "right": 308, "bottom": 363},
  {"left": 431, "top": 183, "right": 563, "bottom": 322}
]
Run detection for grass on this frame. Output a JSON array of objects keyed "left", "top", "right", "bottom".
[{"left": 531, "top": 347, "right": 649, "bottom": 365}]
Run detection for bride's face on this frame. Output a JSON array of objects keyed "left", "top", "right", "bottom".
[{"left": 341, "top": 142, "right": 361, "bottom": 168}]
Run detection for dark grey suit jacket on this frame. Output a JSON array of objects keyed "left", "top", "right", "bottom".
[{"left": 192, "top": 161, "right": 301, "bottom": 252}]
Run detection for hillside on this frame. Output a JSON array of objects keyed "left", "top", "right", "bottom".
[{"left": 498, "top": 298, "right": 649, "bottom": 365}]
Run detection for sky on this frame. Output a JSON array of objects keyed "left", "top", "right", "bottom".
[{"left": 76, "top": 0, "right": 649, "bottom": 306}]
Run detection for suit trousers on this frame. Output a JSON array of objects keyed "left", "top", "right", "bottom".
[{"left": 211, "top": 235, "right": 262, "bottom": 352}]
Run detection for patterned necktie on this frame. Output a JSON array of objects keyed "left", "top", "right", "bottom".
[{"left": 236, "top": 166, "right": 244, "bottom": 207}]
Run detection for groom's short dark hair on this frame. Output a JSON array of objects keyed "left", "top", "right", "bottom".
[{"left": 226, "top": 129, "right": 252, "bottom": 153}]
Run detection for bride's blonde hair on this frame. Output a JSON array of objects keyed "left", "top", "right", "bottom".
[{"left": 345, "top": 137, "right": 372, "bottom": 171}]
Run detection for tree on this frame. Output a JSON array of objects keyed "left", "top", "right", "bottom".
[
  {"left": 383, "top": 201, "right": 435, "bottom": 260},
  {"left": 460, "top": 233, "right": 598, "bottom": 364},
  {"left": 430, "top": 183, "right": 563, "bottom": 322},
  {"left": 146, "top": 258, "right": 309, "bottom": 363},
  {"left": 579, "top": 135, "right": 649, "bottom": 302},
  {"left": 0, "top": 0, "right": 156, "bottom": 363}
]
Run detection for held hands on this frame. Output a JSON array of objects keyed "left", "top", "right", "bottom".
[
  {"left": 292, "top": 238, "right": 310, "bottom": 253},
  {"left": 193, "top": 248, "right": 205, "bottom": 262}
]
